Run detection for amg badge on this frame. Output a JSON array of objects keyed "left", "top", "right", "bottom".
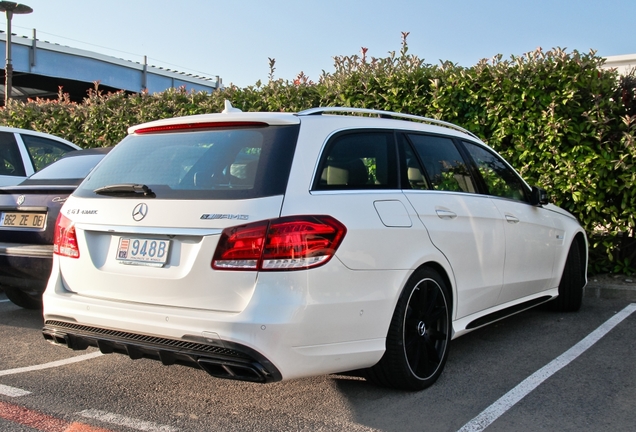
[{"left": 201, "top": 214, "right": 249, "bottom": 220}]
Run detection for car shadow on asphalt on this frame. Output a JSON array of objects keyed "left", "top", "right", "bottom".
[{"left": 0, "top": 297, "right": 44, "bottom": 331}]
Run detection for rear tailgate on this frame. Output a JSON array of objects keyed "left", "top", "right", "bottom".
[{"left": 59, "top": 195, "right": 284, "bottom": 312}]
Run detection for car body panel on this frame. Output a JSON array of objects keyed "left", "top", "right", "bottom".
[
  {"left": 491, "top": 197, "right": 561, "bottom": 304},
  {"left": 404, "top": 190, "right": 506, "bottom": 319}
]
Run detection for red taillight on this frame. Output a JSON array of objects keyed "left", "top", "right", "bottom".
[
  {"left": 212, "top": 220, "right": 269, "bottom": 270},
  {"left": 212, "top": 216, "right": 346, "bottom": 271},
  {"left": 53, "top": 213, "right": 80, "bottom": 258}
]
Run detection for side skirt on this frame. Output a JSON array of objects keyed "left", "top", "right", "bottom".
[{"left": 465, "top": 295, "right": 553, "bottom": 330}]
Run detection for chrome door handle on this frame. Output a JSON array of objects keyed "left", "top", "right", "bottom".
[
  {"left": 505, "top": 214, "right": 520, "bottom": 223},
  {"left": 436, "top": 209, "right": 457, "bottom": 220}
]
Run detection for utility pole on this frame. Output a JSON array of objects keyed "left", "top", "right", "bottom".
[{"left": 0, "top": 2, "right": 33, "bottom": 106}]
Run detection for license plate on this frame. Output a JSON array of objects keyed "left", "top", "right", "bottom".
[
  {"left": 0, "top": 212, "right": 46, "bottom": 229},
  {"left": 116, "top": 237, "right": 170, "bottom": 267}
]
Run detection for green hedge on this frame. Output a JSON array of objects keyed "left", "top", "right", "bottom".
[{"left": 1, "top": 35, "right": 635, "bottom": 274}]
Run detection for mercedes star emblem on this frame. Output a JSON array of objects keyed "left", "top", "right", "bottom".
[{"left": 132, "top": 203, "right": 148, "bottom": 221}]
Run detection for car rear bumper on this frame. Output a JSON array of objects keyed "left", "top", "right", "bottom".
[
  {"left": 42, "top": 319, "right": 282, "bottom": 383},
  {"left": 0, "top": 243, "right": 53, "bottom": 292},
  {"left": 43, "top": 256, "right": 406, "bottom": 382}
]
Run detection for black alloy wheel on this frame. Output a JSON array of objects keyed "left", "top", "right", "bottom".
[
  {"left": 366, "top": 267, "right": 451, "bottom": 390},
  {"left": 548, "top": 239, "right": 584, "bottom": 312}
]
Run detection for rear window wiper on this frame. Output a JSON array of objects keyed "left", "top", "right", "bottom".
[{"left": 93, "top": 184, "right": 156, "bottom": 197}]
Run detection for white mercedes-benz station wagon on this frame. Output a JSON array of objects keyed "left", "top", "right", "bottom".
[{"left": 42, "top": 103, "right": 587, "bottom": 390}]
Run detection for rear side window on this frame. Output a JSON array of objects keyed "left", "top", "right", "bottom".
[
  {"left": 0, "top": 132, "right": 26, "bottom": 177},
  {"left": 407, "top": 134, "right": 476, "bottom": 193},
  {"left": 76, "top": 125, "right": 299, "bottom": 199},
  {"left": 21, "top": 134, "right": 75, "bottom": 172},
  {"left": 313, "top": 131, "right": 397, "bottom": 190}
]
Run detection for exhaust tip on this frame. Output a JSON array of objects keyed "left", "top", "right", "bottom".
[
  {"left": 43, "top": 330, "right": 69, "bottom": 346},
  {"left": 197, "top": 358, "right": 266, "bottom": 383}
]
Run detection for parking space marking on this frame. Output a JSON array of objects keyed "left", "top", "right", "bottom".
[
  {"left": 458, "top": 303, "right": 636, "bottom": 432},
  {"left": 0, "top": 400, "right": 113, "bottom": 432},
  {"left": 0, "top": 352, "right": 103, "bottom": 377},
  {"left": 78, "top": 409, "right": 179, "bottom": 432},
  {"left": 0, "top": 384, "right": 31, "bottom": 397},
  {"left": 0, "top": 299, "right": 10, "bottom": 303}
]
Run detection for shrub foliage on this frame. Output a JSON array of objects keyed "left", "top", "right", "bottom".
[{"left": 1, "top": 34, "right": 634, "bottom": 274}]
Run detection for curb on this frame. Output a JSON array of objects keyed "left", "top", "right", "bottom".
[{"left": 584, "top": 282, "right": 636, "bottom": 302}]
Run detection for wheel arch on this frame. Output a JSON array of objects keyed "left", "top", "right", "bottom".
[
  {"left": 409, "top": 261, "right": 455, "bottom": 318},
  {"left": 572, "top": 231, "right": 588, "bottom": 283}
]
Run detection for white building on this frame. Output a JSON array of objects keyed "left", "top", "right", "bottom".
[{"left": 603, "top": 54, "right": 636, "bottom": 75}]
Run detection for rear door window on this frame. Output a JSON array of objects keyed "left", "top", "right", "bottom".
[
  {"left": 313, "top": 131, "right": 397, "bottom": 190},
  {"left": 407, "top": 133, "right": 476, "bottom": 193},
  {"left": 76, "top": 125, "right": 299, "bottom": 200}
]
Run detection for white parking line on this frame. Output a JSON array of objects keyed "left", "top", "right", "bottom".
[
  {"left": 458, "top": 303, "right": 636, "bottom": 432},
  {"left": 0, "top": 384, "right": 31, "bottom": 397},
  {"left": 0, "top": 299, "right": 10, "bottom": 303},
  {"left": 78, "top": 409, "right": 179, "bottom": 432},
  {"left": 0, "top": 351, "right": 103, "bottom": 377}
]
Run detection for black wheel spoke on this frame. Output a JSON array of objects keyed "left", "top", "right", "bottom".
[
  {"left": 425, "top": 338, "right": 441, "bottom": 366},
  {"left": 426, "top": 305, "right": 447, "bottom": 327},
  {"left": 422, "top": 285, "right": 439, "bottom": 318},
  {"left": 405, "top": 334, "right": 423, "bottom": 369},
  {"left": 405, "top": 305, "right": 419, "bottom": 329},
  {"left": 427, "top": 327, "right": 447, "bottom": 341},
  {"left": 416, "top": 284, "right": 429, "bottom": 315}
]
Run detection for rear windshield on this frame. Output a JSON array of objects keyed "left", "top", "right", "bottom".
[
  {"left": 26, "top": 153, "right": 103, "bottom": 181},
  {"left": 75, "top": 125, "right": 299, "bottom": 199}
]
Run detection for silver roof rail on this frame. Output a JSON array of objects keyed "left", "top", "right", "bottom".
[{"left": 297, "top": 107, "right": 478, "bottom": 139}]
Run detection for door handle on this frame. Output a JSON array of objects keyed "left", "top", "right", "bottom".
[
  {"left": 436, "top": 209, "right": 457, "bottom": 220},
  {"left": 505, "top": 214, "right": 520, "bottom": 223}
]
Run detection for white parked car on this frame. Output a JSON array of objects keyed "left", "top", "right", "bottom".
[
  {"left": 0, "top": 126, "right": 81, "bottom": 187},
  {"left": 42, "top": 103, "right": 587, "bottom": 390}
]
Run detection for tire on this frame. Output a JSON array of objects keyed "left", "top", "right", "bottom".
[
  {"left": 549, "top": 241, "right": 584, "bottom": 312},
  {"left": 3, "top": 286, "right": 43, "bottom": 310},
  {"left": 366, "top": 267, "right": 451, "bottom": 390}
]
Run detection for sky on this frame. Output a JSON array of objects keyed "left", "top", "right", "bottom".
[{"left": 2, "top": 0, "right": 635, "bottom": 88}]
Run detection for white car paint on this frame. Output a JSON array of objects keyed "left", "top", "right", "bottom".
[{"left": 42, "top": 106, "right": 588, "bottom": 388}]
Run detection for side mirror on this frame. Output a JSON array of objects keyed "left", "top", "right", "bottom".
[{"left": 530, "top": 186, "right": 549, "bottom": 206}]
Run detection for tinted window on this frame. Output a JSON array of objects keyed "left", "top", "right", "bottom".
[
  {"left": 399, "top": 133, "right": 429, "bottom": 190},
  {"left": 76, "top": 125, "right": 299, "bottom": 200},
  {"left": 463, "top": 141, "right": 528, "bottom": 201},
  {"left": 0, "top": 132, "right": 26, "bottom": 177},
  {"left": 408, "top": 134, "right": 476, "bottom": 193},
  {"left": 28, "top": 153, "right": 104, "bottom": 180},
  {"left": 21, "top": 134, "right": 75, "bottom": 171},
  {"left": 314, "top": 131, "right": 397, "bottom": 190}
]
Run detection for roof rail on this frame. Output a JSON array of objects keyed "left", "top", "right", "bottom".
[{"left": 297, "top": 107, "right": 478, "bottom": 139}]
